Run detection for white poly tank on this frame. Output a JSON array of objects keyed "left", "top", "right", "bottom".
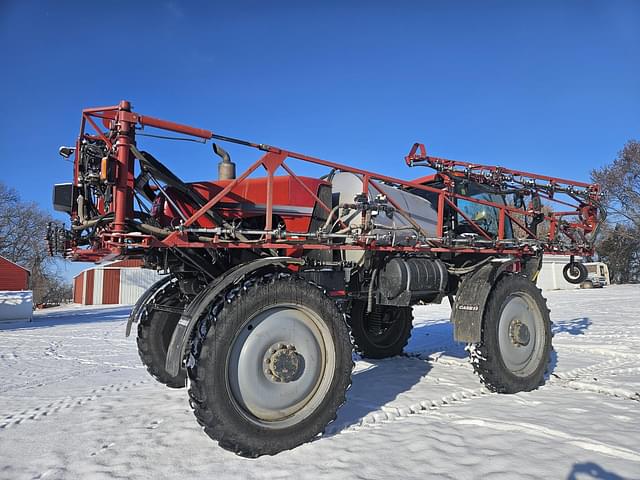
[{"left": 331, "top": 172, "right": 439, "bottom": 262}]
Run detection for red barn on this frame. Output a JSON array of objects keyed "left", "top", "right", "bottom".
[{"left": 0, "top": 255, "right": 30, "bottom": 291}]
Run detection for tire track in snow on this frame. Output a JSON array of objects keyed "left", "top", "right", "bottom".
[
  {"left": 444, "top": 414, "right": 640, "bottom": 463},
  {"left": 326, "top": 365, "right": 639, "bottom": 462},
  {"left": 549, "top": 357, "right": 640, "bottom": 401},
  {"left": 327, "top": 352, "right": 639, "bottom": 437},
  {"left": 551, "top": 357, "right": 633, "bottom": 381},
  {"left": 326, "top": 384, "right": 494, "bottom": 436},
  {"left": 0, "top": 379, "right": 150, "bottom": 429},
  {"left": 0, "top": 363, "right": 143, "bottom": 394},
  {"left": 552, "top": 344, "right": 640, "bottom": 360},
  {"left": 555, "top": 380, "right": 640, "bottom": 402}
]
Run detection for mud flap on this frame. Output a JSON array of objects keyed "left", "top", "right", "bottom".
[
  {"left": 522, "top": 253, "right": 543, "bottom": 283},
  {"left": 451, "top": 261, "right": 512, "bottom": 343}
]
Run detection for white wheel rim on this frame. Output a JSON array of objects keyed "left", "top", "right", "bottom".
[
  {"left": 226, "top": 304, "right": 336, "bottom": 428},
  {"left": 566, "top": 266, "right": 582, "bottom": 280},
  {"left": 497, "top": 293, "right": 545, "bottom": 377}
]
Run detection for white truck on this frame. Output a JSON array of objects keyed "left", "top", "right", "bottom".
[{"left": 581, "top": 262, "right": 610, "bottom": 288}]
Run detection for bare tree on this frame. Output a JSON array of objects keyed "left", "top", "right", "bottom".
[
  {"left": 508, "top": 204, "right": 554, "bottom": 240},
  {"left": 0, "top": 182, "right": 72, "bottom": 304},
  {"left": 39, "top": 273, "right": 74, "bottom": 305},
  {"left": 595, "top": 224, "right": 640, "bottom": 283},
  {"left": 592, "top": 140, "right": 640, "bottom": 226},
  {"left": 591, "top": 140, "right": 640, "bottom": 283}
]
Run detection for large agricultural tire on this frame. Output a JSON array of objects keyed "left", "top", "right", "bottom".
[
  {"left": 137, "top": 282, "right": 187, "bottom": 389},
  {"left": 188, "top": 273, "right": 353, "bottom": 457},
  {"left": 348, "top": 301, "right": 413, "bottom": 359},
  {"left": 469, "top": 274, "right": 552, "bottom": 394},
  {"left": 562, "top": 262, "right": 588, "bottom": 284}
]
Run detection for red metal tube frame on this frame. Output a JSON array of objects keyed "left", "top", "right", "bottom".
[{"left": 69, "top": 102, "right": 600, "bottom": 261}]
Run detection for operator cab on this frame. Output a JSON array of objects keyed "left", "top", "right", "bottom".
[
  {"left": 410, "top": 176, "right": 514, "bottom": 239},
  {"left": 455, "top": 183, "right": 513, "bottom": 238}
]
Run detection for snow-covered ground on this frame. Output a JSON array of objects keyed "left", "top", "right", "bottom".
[{"left": 1, "top": 286, "right": 639, "bottom": 480}]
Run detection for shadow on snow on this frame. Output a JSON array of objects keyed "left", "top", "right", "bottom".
[
  {"left": 331, "top": 356, "right": 432, "bottom": 434},
  {"left": 405, "top": 320, "right": 468, "bottom": 360},
  {"left": 331, "top": 319, "right": 466, "bottom": 433},
  {"left": 332, "top": 316, "right": 560, "bottom": 434},
  {"left": 552, "top": 317, "right": 592, "bottom": 336},
  {"left": 567, "top": 462, "right": 625, "bottom": 480},
  {"left": 0, "top": 306, "right": 132, "bottom": 331}
]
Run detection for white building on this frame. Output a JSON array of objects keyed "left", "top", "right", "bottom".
[{"left": 73, "top": 260, "right": 164, "bottom": 305}]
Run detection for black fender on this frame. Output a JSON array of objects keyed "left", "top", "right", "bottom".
[
  {"left": 165, "top": 256, "right": 305, "bottom": 377},
  {"left": 451, "top": 260, "right": 515, "bottom": 343},
  {"left": 125, "top": 275, "right": 175, "bottom": 337}
]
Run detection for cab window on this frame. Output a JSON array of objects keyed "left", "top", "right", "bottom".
[{"left": 456, "top": 186, "right": 513, "bottom": 238}]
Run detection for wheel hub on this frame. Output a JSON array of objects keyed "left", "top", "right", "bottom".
[
  {"left": 264, "top": 343, "right": 304, "bottom": 383},
  {"left": 228, "top": 305, "right": 333, "bottom": 425},
  {"left": 509, "top": 319, "right": 531, "bottom": 347}
]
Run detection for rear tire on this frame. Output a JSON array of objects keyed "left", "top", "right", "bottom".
[
  {"left": 137, "top": 281, "right": 187, "bottom": 389},
  {"left": 469, "top": 274, "right": 552, "bottom": 393},
  {"left": 188, "top": 273, "right": 353, "bottom": 457},
  {"left": 348, "top": 301, "right": 412, "bottom": 359}
]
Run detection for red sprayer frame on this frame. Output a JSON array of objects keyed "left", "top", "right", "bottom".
[{"left": 66, "top": 101, "right": 602, "bottom": 262}]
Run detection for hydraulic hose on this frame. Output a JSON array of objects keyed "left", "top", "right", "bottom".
[
  {"left": 133, "top": 221, "right": 259, "bottom": 244},
  {"left": 76, "top": 195, "right": 85, "bottom": 223},
  {"left": 71, "top": 212, "right": 115, "bottom": 231},
  {"left": 367, "top": 268, "right": 378, "bottom": 314},
  {"left": 321, "top": 204, "right": 345, "bottom": 231},
  {"left": 134, "top": 221, "right": 171, "bottom": 238},
  {"left": 445, "top": 256, "right": 494, "bottom": 275}
]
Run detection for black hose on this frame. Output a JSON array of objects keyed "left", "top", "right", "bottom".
[
  {"left": 71, "top": 212, "right": 115, "bottom": 231},
  {"left": 367, "top": 268, "right": 378, "bottom": 314},
  {"left": 132, "top": 221, "right": 243, "bottom": 244},
  {"left": 134, "top": 221, "right": 171, "bottom": 238},
  {"left": 445, "top": 256, "right": 494, "bottom": 274}
]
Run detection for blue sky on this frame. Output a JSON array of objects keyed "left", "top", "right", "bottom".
[{"left": 1, "top": 1, "right": 638, "bottom": 279}]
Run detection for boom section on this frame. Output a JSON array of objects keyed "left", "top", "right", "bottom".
[{"left": 48, "top": 101, "right": 602, "bottom": 262}]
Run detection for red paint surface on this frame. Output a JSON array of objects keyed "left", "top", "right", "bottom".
[
  {"left": 73, "top": 274, "right": 83, "bottom": 304},
  {"left": 102, "top": 269, "right": 120, "bottom": 304},
  {"left": 0, "top": 256, "right": 29, "bottom": 291},
  {"left": 62, "top": 102, "right": 601, "bottom": 262},
  {"left": 109, "top": 259, "right": 143, "bottom": 268},
  {"left": 162, "top": 176, "right": 325, "bottom": 233},
  {"left": 72, "top": 260, "right": 142, "bottom": 305},
  {"left": 85, "top": 270, "right": 94, "bottom": 305}
]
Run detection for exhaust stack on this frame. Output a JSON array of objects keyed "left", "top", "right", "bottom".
[{"left": 213, "top": 143, "right": 236, "bottom": 180}]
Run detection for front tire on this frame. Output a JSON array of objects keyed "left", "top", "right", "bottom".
[
  {"left": 469, "top": 274, "right": 552, "bottom": 393},
  {"left": 137, "top": 280, "right": 187, "bottom": 388},
  {"left": 188, "top": 273, "right": 353, "bottom": 457}
]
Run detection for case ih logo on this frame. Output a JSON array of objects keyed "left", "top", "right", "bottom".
[{"left": 457, "top": 304, "right": 480, "bottom": 311}]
